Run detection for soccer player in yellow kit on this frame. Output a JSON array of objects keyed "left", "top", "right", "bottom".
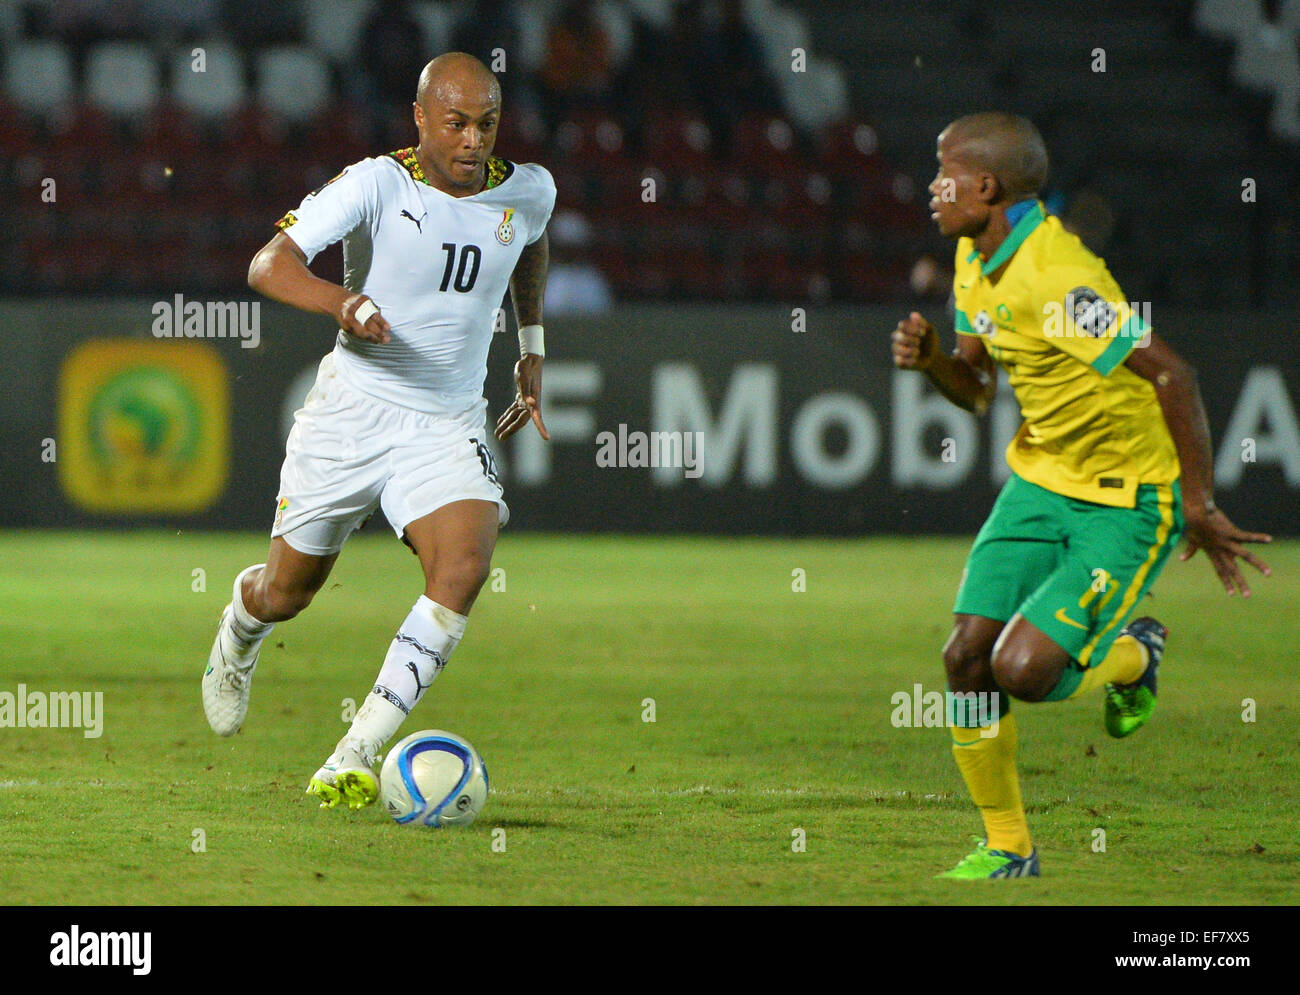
[{"left": 892, "top": 113, "right": 1272, "bottom": 878}]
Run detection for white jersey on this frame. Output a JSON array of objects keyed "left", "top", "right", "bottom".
[{"left": 276, "top": 149, "right": 556, "bottom": 414}]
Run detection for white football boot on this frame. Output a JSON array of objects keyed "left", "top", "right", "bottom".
[
  {"left": 307, "top": 738, "right": 381, "bottom": 810},
  {"left": 201, "top": 564, "right": 267, "bottom": 736}
]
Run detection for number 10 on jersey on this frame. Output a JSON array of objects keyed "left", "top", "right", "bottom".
[{"left": 439, "top": 243, "right": 481, "bottom": 293}]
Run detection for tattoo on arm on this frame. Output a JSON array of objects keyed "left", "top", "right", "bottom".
[{"left": 510, "top": 231, "right": 548, "bottom": 328}]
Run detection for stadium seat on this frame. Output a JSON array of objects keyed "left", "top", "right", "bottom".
[
  {"left": 409, "top": 1, "right": 456, "bottom": 56},
  {"left": 0, "top": 96, "right": 35, "bottom": 154},
  {"left": 1232, "top": 20, "right": 1300, "bottom": 97},
  {"left": 136, "top": 101, "right": 202, "bottom": 155},
  {"left": 219, "top": 105, "right": 288, "bottom": 156},
  {"left": 1193, "top": 0, "right": 1264, "bottom": 42},
  {"left": 303, "top": 101, "right": 373, "bottom": 168},
  {"left": 303, "top": 0, "right": 376, "bottom": 63},
  {"left": 640, "top": 110, "right": 715, "bottom": 172},
  {"left": 1270, "top": 90, "right": 1300, "bottom": 143},
  {"left": 733, "top": 113, "right": 806, "bottom": 177},
  {"left": 592, "top": 1, "right": 634, "bottom": 69},
  {"left": 818, "top": 121, "right": 893, "bottom": 186},
  {"left": 551, "top": 111, "right": 630, "bottom": 167},
  {"left": 4, "top": 40, "right": 75, "bottom": 117},
  {"left": 767, "top": 170, "right": 834, "bottom": 227},
  {"left": 171, "top": 42, "right": 247, "bottom": 119},
  {"left": 47, "top": 104, "right": 114, "bottom": 157},
  {"left": 751, "top": 4, "right": 809, "bottom": 79},
  {"left": 86, "top": 42, "right": 161, "bottom": 119},
  {"left": 780, "top": 57, "right": 850, "bottom": 134},
  {"left": 256, "top": 46, "right": 331, "bottom": 123},
  {"left": 495, "top": 104, "right": 548, "bottom": 165},
  {"left": 839, "top": 252, "right": 910, "bottom": 301},
  {"left": 512, "top": 2, "right": 552, "bottom": 74},
  {"left": 625, "top": 0, "right": 673, "bottom": 31},
  {"left": 696, "top": 170, "right": 752, "bottom": 226},
  {"left": 1281, "top": 0, "right": 1300, "bottom": 33},
  {"left": 0, "top": 0, "right": 22, "bottom": 42}
]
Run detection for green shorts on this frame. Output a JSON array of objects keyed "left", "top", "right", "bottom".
[{"left": 954, "top": 473, "right": 1184, "bottom": 679}]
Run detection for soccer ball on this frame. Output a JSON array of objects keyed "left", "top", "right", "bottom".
[{"left": 379, "top": 730, "right": 489, "bottom": 828}]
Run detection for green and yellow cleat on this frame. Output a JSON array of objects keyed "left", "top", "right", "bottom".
[
  {"left": 306, "top": 741, "right": 380, "bottom": 810},
  {"left": 1105, "top": 617, "right": 1167, "bottom": 739},
  {"left": 938, "top": 839, "right": 1040, "bottom": 879}
]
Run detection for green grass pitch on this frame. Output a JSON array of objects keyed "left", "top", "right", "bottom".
[{"left": 0, "top": 530, "right": 1296, "bottom": 905}]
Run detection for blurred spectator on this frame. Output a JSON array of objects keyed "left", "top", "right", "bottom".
[
  {"left": 451, "top": 0, "right": 520, "bottom": 68},
  {"left": 537, "top": 0, "right": 613, "bottom": 127},
  {"left": 622, "top": 0, "right": 711, "bottom": 124},
  {"left": 909, "top": 253, "right": 948, "bottom": 299},
  {"left": 1062, "top": 188, "right": 1117, "bottom": 255},
  {"left": 700, "top": 0, "right": 783, "bottom": 147},
  {"left": 137, "top": 0, "right": 219, "bottom": 41},
  {"left": 451, "top": 1, "right": 541, "bottom": 118},
  {"left": 39, "top": 0, "right": 140, "bottom": 67},
  {"left": 358, "top": 0, "right": 427, "bottom": 114},
  {"left": 45, "top": 0, "right": 139, "bottom": 39},
  {"left": 220, "top": 0, "right": 303, "bottom": 50},
  {"left": 543, "top": 210, "right": 614, "bottom": 315}
]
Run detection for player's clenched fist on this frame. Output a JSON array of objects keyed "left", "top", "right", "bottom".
[
  {"left": 339, "top": 293, "right": 392, "bottom": 344},
  {"left": 892, "top": 311, "right": 936, "bottom": 370}
]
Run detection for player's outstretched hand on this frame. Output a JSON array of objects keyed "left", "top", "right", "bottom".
[
  {"left": 892, "top": 311, "right": 937, "bottom": 370},
  {"left": 338, "top": 293, "right": 391, "bottom": 344},
  {"left": 494, "top": 354, "right": 549, "bottom": 442},
  {"left": 1181, "top": 506, "right": 1272, "bottom": 597}
]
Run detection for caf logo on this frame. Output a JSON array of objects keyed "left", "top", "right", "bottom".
[
  {"left": 495, "top": 208, "right": 515, "bottom": 245},
  {"left": 1067, "top": 287, "right": 1115, "bottom": 338},
  {"left": 973, "top": 310, "right": 993, "bottom": 336}
]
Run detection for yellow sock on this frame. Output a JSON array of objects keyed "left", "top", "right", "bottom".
[
  {"left": 1067, "top": 635, "right": 1148, "bottom": 699},
  {"left": 950, "top": 712, "right": 1032, "bottom": 857}
]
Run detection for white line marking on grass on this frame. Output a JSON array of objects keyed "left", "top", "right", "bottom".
[{"left": 487, "top": 786, "right": 958, "bottom": 802}]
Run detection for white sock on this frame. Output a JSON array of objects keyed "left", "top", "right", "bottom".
[
  {"left": 222, "top": 564, "right": 273, "bottom": 659},
  {"left": 346, "top": 596, "right": 468, "bottom": 757}
]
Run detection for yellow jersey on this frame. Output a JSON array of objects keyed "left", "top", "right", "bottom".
[{"left": 953, "top": 201, "right": 1179, "bottom": 508}]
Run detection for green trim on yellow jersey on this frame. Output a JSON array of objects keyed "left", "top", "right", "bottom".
[
  {"left": 1092, "top": 325, "right": 1137, "bottom": 375},
  {"left": 950, "top": 208, "right": 1179, "bottom": 508},
  {"left": 980, "top": 202, "right": 1045, "bottom": 275},
  {"left": 1091, "top": 310, "right": 1151, "bottom": 375}
]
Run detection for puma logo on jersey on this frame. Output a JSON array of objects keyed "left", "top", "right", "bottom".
[{"left": 400, "top": 209, "right": 427, "bottom": 233}]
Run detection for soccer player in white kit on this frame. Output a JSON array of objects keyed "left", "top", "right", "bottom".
[{"left": 202, "top": 53, "right": 556, "bottom": 810}]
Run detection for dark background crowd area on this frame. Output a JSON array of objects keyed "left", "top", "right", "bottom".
[{"left": 0, "top": 0, "right": 1296, "bottom": 310}]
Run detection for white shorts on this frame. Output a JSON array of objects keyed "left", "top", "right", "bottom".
[{"left": 272, "top": 354, "right": 508, "bottom": 556}]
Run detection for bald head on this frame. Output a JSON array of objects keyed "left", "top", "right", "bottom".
[
  {"left": 416, "top": 52, "right": 500, "bottom": 109},
  {"left": 411, "top": 53, "right": 503, "bottom": 196},
  {"left": 941, "top": 113, "right": 1048, "bottom": 202}
]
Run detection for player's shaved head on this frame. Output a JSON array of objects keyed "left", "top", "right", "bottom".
[
  {"left": 411, "top": 52, "right": 502, "bottom": 196},
  {"left": 416, "top": 52, "right": 500, "bottom": 109},
  {"left": 940, "top": 112, "right": 1048, "bottom": 202}
]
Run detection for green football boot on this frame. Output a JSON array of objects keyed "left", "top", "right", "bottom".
[
  {"left": 1104, "top": 617, "right": 1167, "bottom": 738},
  {"left": 938, "top": 839, "right": 1040, "bottom": 879}
]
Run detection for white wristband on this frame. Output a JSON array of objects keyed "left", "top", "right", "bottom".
[
  {"left": 355, "top": 299, "right": 379, "bottom": 325},
  {"left": 518, "top": 323, "right": 545, "bottom": 357}
]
